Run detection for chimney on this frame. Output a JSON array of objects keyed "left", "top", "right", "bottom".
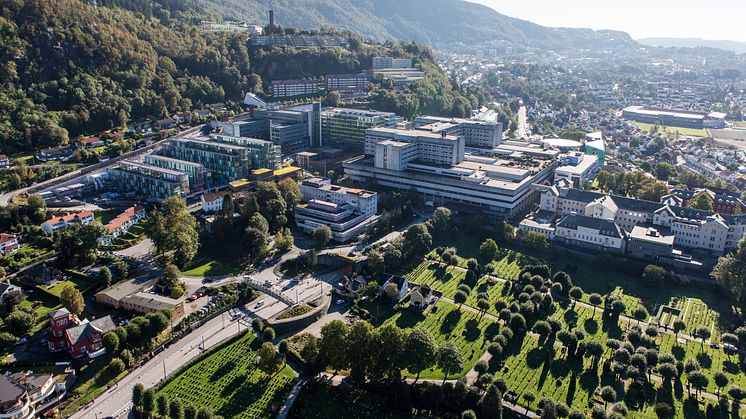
[{"left": 269, "top": 10, "right": 274, "bottom": 35}]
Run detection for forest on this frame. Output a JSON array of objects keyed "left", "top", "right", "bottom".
[{"left": 0, "top": 0, "right": 477, "bottom": 154}]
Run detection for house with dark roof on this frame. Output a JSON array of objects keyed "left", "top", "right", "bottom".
[
  {"left": 47, "top": 308, "right": 116, "bottom": 358},
  {"left": 555, "top": 214, "right": 626, "bottom": 253}
]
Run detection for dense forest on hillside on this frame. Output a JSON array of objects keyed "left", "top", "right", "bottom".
[{"left": 0, "top": 0, "right": 477, "bottom": 154}]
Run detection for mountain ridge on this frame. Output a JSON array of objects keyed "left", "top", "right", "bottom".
[
  {"left": 638, "top": 37, "right": 746, "bottom": 55},
  {"left": 198, "top": 0, "right": 638, "bottom": 51}
]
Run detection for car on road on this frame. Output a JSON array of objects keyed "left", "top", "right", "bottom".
[
  {"left": 15, "top": 338, "right": 27, "bottom": 345},
  {"left": 253, "top": 300, "right": 265, "bottom": 309},
  {"left": 335, "top": 299, "right": 346, "bottom": 306}
]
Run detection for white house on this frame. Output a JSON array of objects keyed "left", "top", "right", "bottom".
[
  {"left": 0, "top": 233, "right": 21, "bottom": 254},
  {"left": 200, "top": 193, "right": 224, "bottom": 213},
  {"left": 98, "top": 205, "right": 146, "bottom": 245},
  {"left": 40, "top": 211, "right": 94, "bottom": 235}
]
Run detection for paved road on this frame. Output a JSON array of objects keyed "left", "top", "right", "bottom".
[
  {"left": 516, "top": 106, "right": 530, "bottom": 139},
  {"left": 70, "top": 296, "right": 261, "bottom": 419}
]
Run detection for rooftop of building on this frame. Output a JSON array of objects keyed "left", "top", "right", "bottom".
[
  {"left": 301, "top": 177, "right": 377, "bottom": 198},
  {"left": 322, "top": 107, "right": 396, "bottom": 117},
  {"left": 121, "top": 292, "right": 183, "bottom": 311},
  {"left": 629, "top": 225, "right": 675, "bottom": 246},
  {"left": 96, "top": 278, "right": 157, "bottom": 302},
  {"left": 117, "top": 161, "right": 187, "bottom": 177},
  {"left": 367, "top": 127, "right": 460, "bottom": 142},
  {"left": 623, "top": 105, "right": 724, "bottom": 120},
  {"left": 557, "top": 214, "right": 625, "bottom": 238},
  {"left": 145, "top": 154, "right": 204, "bottom": 167},
  {"left": 65, "top": 316, "right": 116, "bottom": 345},
  {"left": 556, "top": 154, "right": 599, "bottom": 175}
]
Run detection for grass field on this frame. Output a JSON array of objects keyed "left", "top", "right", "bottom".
[
  {"left": 94, "top": 209, "right": 120, "bottom": 225},
  {"left": 181, "top": 244, "right": 244, "bottom": 277},
  {"left": 634, "top": 122, "right": 708, "bottom": 138},
  {"left": 158, "top": 332, "right": 295, "bottom": 418},
  {"left": 381, "top": 300, "right": 497, "bottom": 379}
]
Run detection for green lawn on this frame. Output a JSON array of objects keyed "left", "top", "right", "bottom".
[
  {"left": 94, "top": 209, "right": 120, "bottom": 225},
  {"left": 381, "top": 300, "right": 497, "bottom": 379},
  {"left": 633, "top": 122, "right": 708, "bottom": 138},
  {"left": 181, "top": 244, "right": 244, "bottom": 277},
  {"left": 158, "top": 332, "right": 295, "bottom": 418}
]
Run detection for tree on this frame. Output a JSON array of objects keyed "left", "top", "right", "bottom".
[
  {"left": 589, "top": 293, "right": 603, "bottom": 307},
  {"left": 569, "top": 286, "right": 583, "bottom": 302},
  {"left": 144, "top": 196, "right": 199, "bottom": 267},
  {"left": 673, "top": 319, "right": 686, "bottom": 343},
  {"left": 600, "top": 385, "right": 616, "bottom": 407},
  {"left": 307, "top": 249, "right": 318, "bottom": 267},
  {"left": 323, "top": 91, "right": 341, "bottom": 107},
  {"left": 454, "top": 290, "right": 468, "bottom": 309},
  {"left": 255, "top": 342, "right": 283, "bottom": 376},
  {"left": 711, "top": 237, "right": 746, "bottom": 304},
  {"left": 99, "top": 266, "right": 112, "bottom": 287},
  {"left": 313, "top": 225, "right": 332, "bottom": 247},
  {"left": 437, "top": 341, "right": 464, "bottom": 382},
  {"left": 368, "top": 324, "right": 404, "bottom": 380},
  {"left": 60, "top": 285, "right": 84, "bottom": 317},
  {"left": 728, "top": 386, "right": 746, "bottom": 402},
  {"left": 689, "top": 191, "right": 714, "bottom": 211},
  {"left": 169, "top": 398, "right": 184, "bottom": 419},
  {"left": 713, "top": 371, "right": 729, "bottom": 397},
  {"left": 132, "top": 383, "right": 145, "bottom": 411},
  {"left": 6, "top": 311, "right": 34, "bottom": 338},
  {"left": 462, "top": 410, "right": 477, "bottom": 419},
  {"left": 345, "top": 320, "right": 373, "bottom": 383},
  {"left": 430, "top": 207, "right": 452, "bottom": 237},
  {"left": 403, "top": 328, "right": 438, "bottom": 381},
  {"left": 142, "top": 388, "right": 156, "bottom": 418},
  {"left": 156, "top": 393, "right": 169, "bottom": 416},
  {"left": 54, "top": 223, "right": 105, "bottom": 267},
  {"left": 633, "top": 307, "right": 648, "bottom": 325},
  {"left": 247, "top": 213, "right": 270, "bottom": 235},
  {"left": 522, "top": 392, "right": 536, "bottom": 415},
  {"left": 479, "top": 238, "right": 499, "bottom": 265},
  {"left": 688, "top": 370, "right": 709, "bottom": 398},
  {"left": 642, "top": 265, "right": 666, "bottom": 284},
  {"left": 221, "top": 194, "right": 234, "bottom": 217},
  {"left": 658, "top": 363, "right": 677, "bottom": 382},
  {"left": 695, "top": 326, "right": 711, "bottom": 350},
  {"left": 654, "top": 402, "right": 674, "bottom": 419},
  {"left": 244, "top": 227, "right": 269, "bottom": 260},
  {"left": 532, "top": 320, "right": 552, "bottom": 340},
  {"left": 538, "top": 397, "right": 557, "bottom": 419},
  {"left": 263, "top": 327, "right": 276, "bottom": 342},
  {"left": 478, "top": 384, "right": 503, "bottom": 419},
  {"left": 403, "top": 223, "right": 432, "bottom": 255},
  {"left": 103, "top": 332, "right": 120, "bottom": 354},
  {"left": 584, "top": 341, "right": 604, "bottom": 366},
  {"left": 319, "top": 320, "right": 348, "bottom": 373}
]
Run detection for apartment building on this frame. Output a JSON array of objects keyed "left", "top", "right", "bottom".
[
  {"left": 40, "top": 211, "right": 94, "bottom": 235},
  {"left": 144, "top": 155, "right": 206, "bottom": 189},
  {"left": 372, "top": 57, "right": 413, "bottom": 69},
  {"left": 554, "top": 152, "right": 600, "bottom": 188},
  {"left": 98, "top": 205, "right": 146, "bottom": 246},
  {"left": 414, "top": 115, "right": 503, "bottom": 149},
  {"left": 325, "top": 72, "right": 370, "bottom": 94},
  {"left": 295, "top": 178, "right": 379, "bottom": 242},
  {"left": 107, "top": 161, "right": 189, "bottom": 203},
  {"left": 270, "top": 79, "right": 323, "bottom": 98}
]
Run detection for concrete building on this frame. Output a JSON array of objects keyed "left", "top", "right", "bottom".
[
  {"left": 414, "top": 115, "right": 502, "bottom": 149},
  {"left": 623, "top": 106, "right": 726, "bottom": 129},
  {"left": 364, "top": 128, "right": 465, "bottom": 169},
  {"left": 325, "top": 72, "right": 370, "bottom": 94},
  {"left": 320, "top": 108, "right": 397, "bottom": 149},
  {"left": 270, "top": 79, "right": 323, "bottom": 98},
  {"left": 144, "top": 155, "right": 206, "bottom": 189},
  {"left": 295, "top": 178, "right": 379, "bottom": 242},
  {"left": 95, "top": 279, "right": 184, "bottom": 318},
  {"left": 526, "top": 185, "right": 746, "bottom": 255},
  {"left": 627, "top": 225, "right": 675, "bottom": 261},
  {"left": 345, "top": 130, "right": 556, "bottom": 220},
  {"left": 554, "top": 152, "right": 600, "bottom": 188},
  {"left": 372, "top": 57, "right": 413, "bottom": 69},
  {"left": 0, "top": 371, "right": 64, "bottom": 419},
  {"left": 108, "top": 161, "right": 189, "bottom": 203},
  {"left": 554, "top": 214, "right": 626, "bottom": 253}
]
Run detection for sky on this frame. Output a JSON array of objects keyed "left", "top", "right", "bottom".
[{"left": 468, "top": 0, "right": 746, "bottom": 43}]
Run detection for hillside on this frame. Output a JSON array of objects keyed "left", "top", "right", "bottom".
[
  {"left": 639, "top": 37, "right": 746, "bottom": 55},
  {"left": 0, "top": 0, "right": 476, "bottom": 154},
  {"left": 198, "top": 0, "right": 637, "bottom": 51}
]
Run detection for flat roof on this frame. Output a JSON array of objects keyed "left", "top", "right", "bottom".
[
  {"left": 629, "top": 225, "right": 675, "bottom": 246},
  {"left": 274, "top": 166, "right": 301, "bottom": 176}
]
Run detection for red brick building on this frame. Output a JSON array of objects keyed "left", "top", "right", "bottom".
[{"left": 47, "top": 308, "right": 116, "bottom": 358}]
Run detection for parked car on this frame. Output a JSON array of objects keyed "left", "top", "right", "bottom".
[{"left": 254, "top": 300, "right": 265, "bottom": 309}]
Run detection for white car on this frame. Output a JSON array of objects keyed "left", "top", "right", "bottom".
[{"left": 254, "top": 300, "right": 265, "bottom": 309}]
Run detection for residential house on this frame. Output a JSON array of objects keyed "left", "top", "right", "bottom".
[
  {"left": 155, "top": 118, "right": 177, "bottom": 130},
  {"left": 410, "top": 284, "right": 439, "bottom": 309},
  {"left": 380, "top": 275, "right": 408, "bottom": 300},
  {"left": 0, "top": 281, "right": 23, "bottom": 303},
  {"left": 200, "top": 193, "right": 224, "bottom": 213},
  {"left": 77, "top": 137, "right": 104, "bottom": 149},
  {"left": 47, "top": 308, "right": 116, "bottom": 358},
  {"left": 0, "top": 371, "right": 65, "bottom": 419},
  {"left": 35, "top": 146, "right": 73, "bottom": 162},
  {"left": 173, "top": 112, "right": 192, "bottom": 124},
  {"left": 0, "top": 154, "right": 11, "bottom": 167},
  {"left": 0, "top": 233, "right": 20, "bottom": 254},
  {"left": 98, "top": 205, "right": 146, "bottom": 245},
  {"left": 40, "top": 211, "right": 94, "bottom": 235}
]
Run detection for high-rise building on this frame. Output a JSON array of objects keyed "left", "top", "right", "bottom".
[
  {"left": 414, "top": 115, "right": 502, "bottom": 149},
  {"left": 144, "top": 155, "right": 206, "bottom": 189},
  {"left": 320, "top": 108, "right": 397, "bottom": 149}
]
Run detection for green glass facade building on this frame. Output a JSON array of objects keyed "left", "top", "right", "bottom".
[{"left": 320, "top": 108, "right": 397, "bottom": 150}]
